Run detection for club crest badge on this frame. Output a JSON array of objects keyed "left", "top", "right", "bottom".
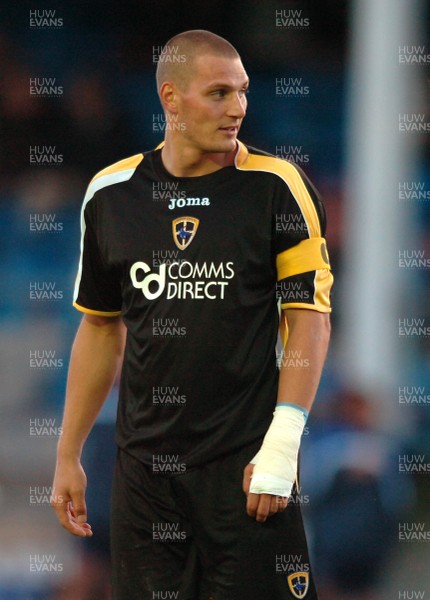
[
  {"left": 287, "top": 572, "right": 309, "bottom": 598},
  {"left": 172, "top": 217, "right": 199, "bottom": 250}
]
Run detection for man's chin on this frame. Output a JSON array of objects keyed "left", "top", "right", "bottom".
[{"left": 205, "top": 139, "right": 238, "bottom": 155}]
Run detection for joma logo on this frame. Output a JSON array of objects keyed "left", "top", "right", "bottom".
[{"left": 168, "top": 197, "right": 210, "bottom": 210}]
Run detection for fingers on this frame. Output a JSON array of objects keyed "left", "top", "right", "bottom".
[
  {"left": 69, "top": 503, "right": 93, "bottom": 536},
  {"left": 51, "top": 491, "right": 92, "bottom": 537},
  {"left": 70, "top": 490, "right": 88, "bottom": 524},
  {"left": 246, "top": 492, "right": 268, "bottom": 522},
  {"left": 246, "top": 493, "right": 288, "bottom": 523},
  {"left": 243, "top": 463, "right": 288, "bottom": 523},
  {"left": 274, "top": 495, "right": 288, "bottom": 512}
]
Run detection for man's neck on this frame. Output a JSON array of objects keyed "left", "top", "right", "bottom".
[{"left": 161, "top": 140, "right": 237, "bottom": 177}]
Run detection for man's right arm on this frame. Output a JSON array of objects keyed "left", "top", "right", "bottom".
[{"left": 51, "top": 313, "right": 126, "bottom": 537}]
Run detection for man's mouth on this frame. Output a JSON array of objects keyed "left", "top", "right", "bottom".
[{"left": 219, "top": 126, "right": 239, "bottom": 134}]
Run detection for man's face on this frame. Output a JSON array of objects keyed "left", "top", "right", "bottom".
[{"left": 173, "top": 54, "right": 249, "bottom": 154}]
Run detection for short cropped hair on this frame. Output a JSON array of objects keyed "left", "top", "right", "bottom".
[{"left": 155, "top": 29, "right": 241, "bottom": 94}]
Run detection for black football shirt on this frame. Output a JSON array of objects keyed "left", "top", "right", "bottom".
[{"left": 74, "top": 141, "right": 333, "bottom": 469}]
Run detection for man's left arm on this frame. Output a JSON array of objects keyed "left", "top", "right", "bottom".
[{"left": 243, "top": 308, "right": 331, "bottom": 523}]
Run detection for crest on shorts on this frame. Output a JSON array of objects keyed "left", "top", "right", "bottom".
[
  {"left": 172, "top": 217, "right": 199, "bottom": 250},
  {"left": 287, "top": 572, "right": 309, "bottom": 598}
]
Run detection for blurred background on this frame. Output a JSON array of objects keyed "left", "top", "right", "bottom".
[{"left": 0, "top": 1, "right": 429, "bottom": 598}]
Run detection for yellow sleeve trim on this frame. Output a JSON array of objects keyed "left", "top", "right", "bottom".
[
  {"left": 73, "top": 302, "right": 122, "bottom": 317},
  {"left": 277, "top": 237, "right": 330, "bottom": 280},
  {"left": 281, "top": 301, "right": 332, "bottom": 313},
  {"left": 236, "top": 149, "right": 322, "bottom": 238}
]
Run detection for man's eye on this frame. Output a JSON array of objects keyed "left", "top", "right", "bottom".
[{"left": 212, "top": 90, "right": 227, "bottom": 98}]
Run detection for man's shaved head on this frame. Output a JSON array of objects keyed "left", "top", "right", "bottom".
[{"left": 156, "top": 30, "right": 241, "bottom": 95}]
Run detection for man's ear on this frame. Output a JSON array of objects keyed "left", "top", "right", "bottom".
[{"left": 159, "top": 82, "right": 179, "bottom": 115}]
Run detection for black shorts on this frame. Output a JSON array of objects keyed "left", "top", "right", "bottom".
[{"left": 111, "top": 440, "right": 318, "bottom": 600}]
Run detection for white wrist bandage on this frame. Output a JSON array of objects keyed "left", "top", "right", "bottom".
[{"left": 249, "top": 404, "right": 307, "bottom": 497}]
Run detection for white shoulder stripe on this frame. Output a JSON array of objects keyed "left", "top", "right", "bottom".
[
  {"left": 84, "top": 167, "right": 137, "bottom": 204},
  {"left": 73, "top": 167, "right": 138, "bottom": 304}
]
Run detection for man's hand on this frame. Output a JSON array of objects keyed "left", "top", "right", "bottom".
[
  {"left": 50, "top": 314, "right": 125, "bottom": 537},
  {"left": 242, "top": 463, "right": 288, "bottom": 523},
  {"left": 51, "top": 458, "right": 93, "bottom": 537}
]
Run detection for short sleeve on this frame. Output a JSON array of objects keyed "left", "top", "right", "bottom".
[
  {"left": 73, "top": 197, "right": 122, "bottom": 316},
  {"left": 272, "top": 163, "right": 333, "bottom": 313}
]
